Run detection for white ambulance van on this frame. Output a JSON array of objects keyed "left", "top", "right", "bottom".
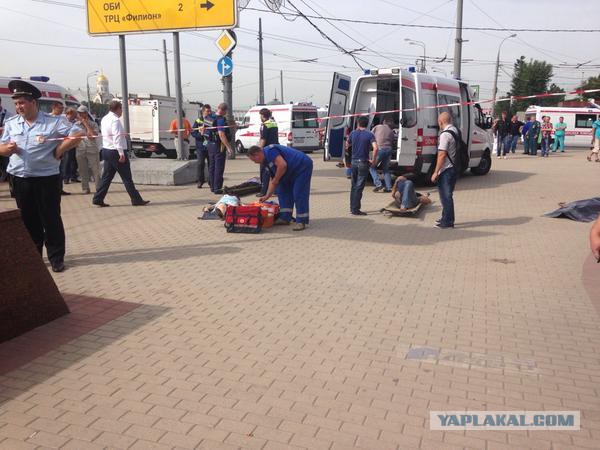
[
  {"left": 235, "top": 103, "right": 321, "bottom": 153},
  {"left": 325, "top": 68, "right": 494, "bottom": 181},
  {"left": 0, "top": 76, "right": 79, "bottom": 117},
  {"left": 525, "top": 105, "right": 600, "bottom": 147},
  {"left": 126, "top": 94, "right": 200, "bottom": 159}
]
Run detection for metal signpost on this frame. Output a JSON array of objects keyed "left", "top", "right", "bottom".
[
  {"left": 215, "top": 29, "right": 237, "bottom": 157},
  {"left": 86, "top": 0, "right": 238, "bottom": 156}
]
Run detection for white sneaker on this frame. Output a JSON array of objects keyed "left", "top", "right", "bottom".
[
  {"left": 497, "top": 156, "right": 501, "bottom": 159},
  {"left": 503, "top": 156, "right": 507, "bottom": 159}
]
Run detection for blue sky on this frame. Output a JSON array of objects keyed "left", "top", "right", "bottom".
[{"left": 1, "top": 0, "right": 598, "bottom": 110}]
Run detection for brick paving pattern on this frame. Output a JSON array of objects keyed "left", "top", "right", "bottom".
[{"left": 0, "top": 149, "right": 599, "bottom": 449}]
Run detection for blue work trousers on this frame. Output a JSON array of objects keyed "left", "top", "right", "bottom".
[
  {"left": 277, "top": 159, "right": 313, "bottom": 224},
  {"left": 196, "top": 142, "right": 209, "bottom": 185},
  {"left": 259, "top": 160, "right": 270, "bottom": 196},
  {"left": 207, "top": 142, "right": 226, "bottom": 192},
  {"left": 526, "top": 134, "right": 538, "bottom": 155}
]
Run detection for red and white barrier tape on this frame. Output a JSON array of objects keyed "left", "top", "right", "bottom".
[{"left": 27, "top": 88, "right": 600, "bottom": 143}]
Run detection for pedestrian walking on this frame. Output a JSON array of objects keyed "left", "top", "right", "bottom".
[
  {"left": 370, "top": 116, "right": 394, "bottom": 192},
  {"left": 431, "top": 112, "right": 458, "bottom": 229},
  {"left": 587, "top": 116, "right": 600, "bottom": 162},
  {"left": 258, "top": 108, "right": 279, "bottom": 197},
  {"left": 93, "top": 100, "right": 149, "bottom": 207},
  {"left": 170, "top": 111, "right": 192, "bottom": 160},
  {"left": 75, "top": 105, "right": 100, "bottom": 194},
  {"left": 206, "top": 103, "right": 234, "bottom": 194},
  {"left": 0, "top": 80, "right": 83, "bottom": 272},
  {"left": 508, "top": 115, "right": 523, "bottom": 154},
  {"left": 191, "top": 104, "right": 213, "bottom": 189},
  {"left": 347, "top": 115, "right": 378, "bottom": 216},
  {"left": 540, "top": 116, "right": 553, "bottom": 157},
  {"left": 248, "top": 144, "right": 313, "bottom": 231},
  {"left": 493, "top": 111, "right": 511, "bottom": 159},
  {"left": 553, "top": 116, "right": 567, "bottom": 153}
]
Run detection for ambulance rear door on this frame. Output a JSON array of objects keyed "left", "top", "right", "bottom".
[{"left": 325, "top": 72, "right": 351, "bottom": 160}]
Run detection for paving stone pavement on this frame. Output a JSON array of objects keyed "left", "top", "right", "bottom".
[{"left": 0, "top": 148, "right": 599, "bottom": 450}]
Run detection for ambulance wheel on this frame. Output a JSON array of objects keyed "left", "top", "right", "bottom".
[
  {"left": 236, "top": 141, "right": 246, "bottom": 154},
  {"left": 471, "top": 150, "right": 491, "bottom": 176}
]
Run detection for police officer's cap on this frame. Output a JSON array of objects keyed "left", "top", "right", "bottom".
[{"left": 8, "top": 80, "right": 42, "bottom": 100}]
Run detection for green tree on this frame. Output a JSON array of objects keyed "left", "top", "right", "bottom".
[
  {"left": 580, "top": 74, "right": 600, "bottom": 100},
  {"left": 495, "top": 57, "right": 565, "bottom": 116}
]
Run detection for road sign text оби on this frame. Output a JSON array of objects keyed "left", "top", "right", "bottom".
[{"left": 86, "top": 0, "right": 238, "bottom": 35}]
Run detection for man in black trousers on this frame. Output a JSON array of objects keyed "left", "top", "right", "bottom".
[
  {"left": 0, "top": 80, "right": 83, "bottom": 272},
  {"left": 93, "top": 100, "right": 149, "bottom": 207}
]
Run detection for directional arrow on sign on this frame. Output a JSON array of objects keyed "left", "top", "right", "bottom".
[{"left": 200, "top": 1, "right": 215, "bottom": 11}]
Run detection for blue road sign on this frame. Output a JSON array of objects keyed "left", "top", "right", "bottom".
[{"left": 217, "top": 56, "right": 233, "bottom": 77}]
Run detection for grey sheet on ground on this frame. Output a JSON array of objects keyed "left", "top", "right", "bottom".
[{"left": 544, "top": 197, "right": 600, "bottom": 223}]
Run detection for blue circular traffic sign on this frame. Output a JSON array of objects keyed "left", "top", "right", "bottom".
[{"left": 217, "top": 56, "right": 233, "bottom": 77}]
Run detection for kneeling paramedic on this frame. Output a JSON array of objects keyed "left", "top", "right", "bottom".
[{"left": 247, "top": 144, "right": 313, "bottom": 231}]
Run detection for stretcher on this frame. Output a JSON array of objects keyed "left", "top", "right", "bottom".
[{"left": 379, "top": 193, "right": 431, "bottom": 217}]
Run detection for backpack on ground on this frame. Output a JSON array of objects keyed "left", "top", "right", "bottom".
[{"left": 442, "top": 129, "right": 469, "bottom": 173}]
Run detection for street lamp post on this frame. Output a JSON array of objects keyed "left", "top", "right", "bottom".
[
  {"left": 405, "top": 39, "right": 427, "bottom": 73},
  {"left": 492, "top": 34, "right": 517, "bottom": 114},
  {"left": 86, "top": 70, "right": 99, "bottom": 106}
]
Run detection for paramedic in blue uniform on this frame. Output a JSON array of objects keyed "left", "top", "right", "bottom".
[
  {"left": 258, "top": 108, "right": 279, "bottom": 197},
  {"left": 247, "top": 144, "right": 313, "bottom": 231},
  {"left": 0, "top": 80, "right": 83, "bottom": 273}
]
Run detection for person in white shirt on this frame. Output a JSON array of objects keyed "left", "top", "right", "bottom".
[{"left": 92, "top": 100, "right": 148, "bottom": 207}]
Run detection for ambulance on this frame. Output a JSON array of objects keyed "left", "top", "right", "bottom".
[
  {"left": 235, "top": 103, "right": 321, "bottom": 153},
  {"left": 0, "top": 76, "right": 80, "bottom": 117},
  {"left": 126, "top": 94, "right": 201, "bottom": 159},
  {"left": 525, "top": 104, "right": 600, "bottom": 147},
  {"left": 325, "top": 68, "right": 494, "bottom": 181}
]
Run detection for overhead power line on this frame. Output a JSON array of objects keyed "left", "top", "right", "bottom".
[
  {"left": 283, "top": 0, "right": 369, "bottom": 70},
  {"left": 244, "top": 7, "right": 600, "bottom": 33}
]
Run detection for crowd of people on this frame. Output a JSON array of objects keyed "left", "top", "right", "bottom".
[
  {"left": 1, "top": 80, "right": 599, "bottom": 273},
  {"left": 492, "top": 112, "right": 569, "bottom": 158}
]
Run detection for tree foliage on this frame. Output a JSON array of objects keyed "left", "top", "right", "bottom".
[
  {"left": 580, "top": 74, "right": 600, "bottom": 100},
  {"left": 494, "top": 56, "right": 565, "bottom": 116}
]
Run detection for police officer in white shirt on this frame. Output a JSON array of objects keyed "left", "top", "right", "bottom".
[{"left": 93, "top": 100, "right": 149, "bottom": 207}]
